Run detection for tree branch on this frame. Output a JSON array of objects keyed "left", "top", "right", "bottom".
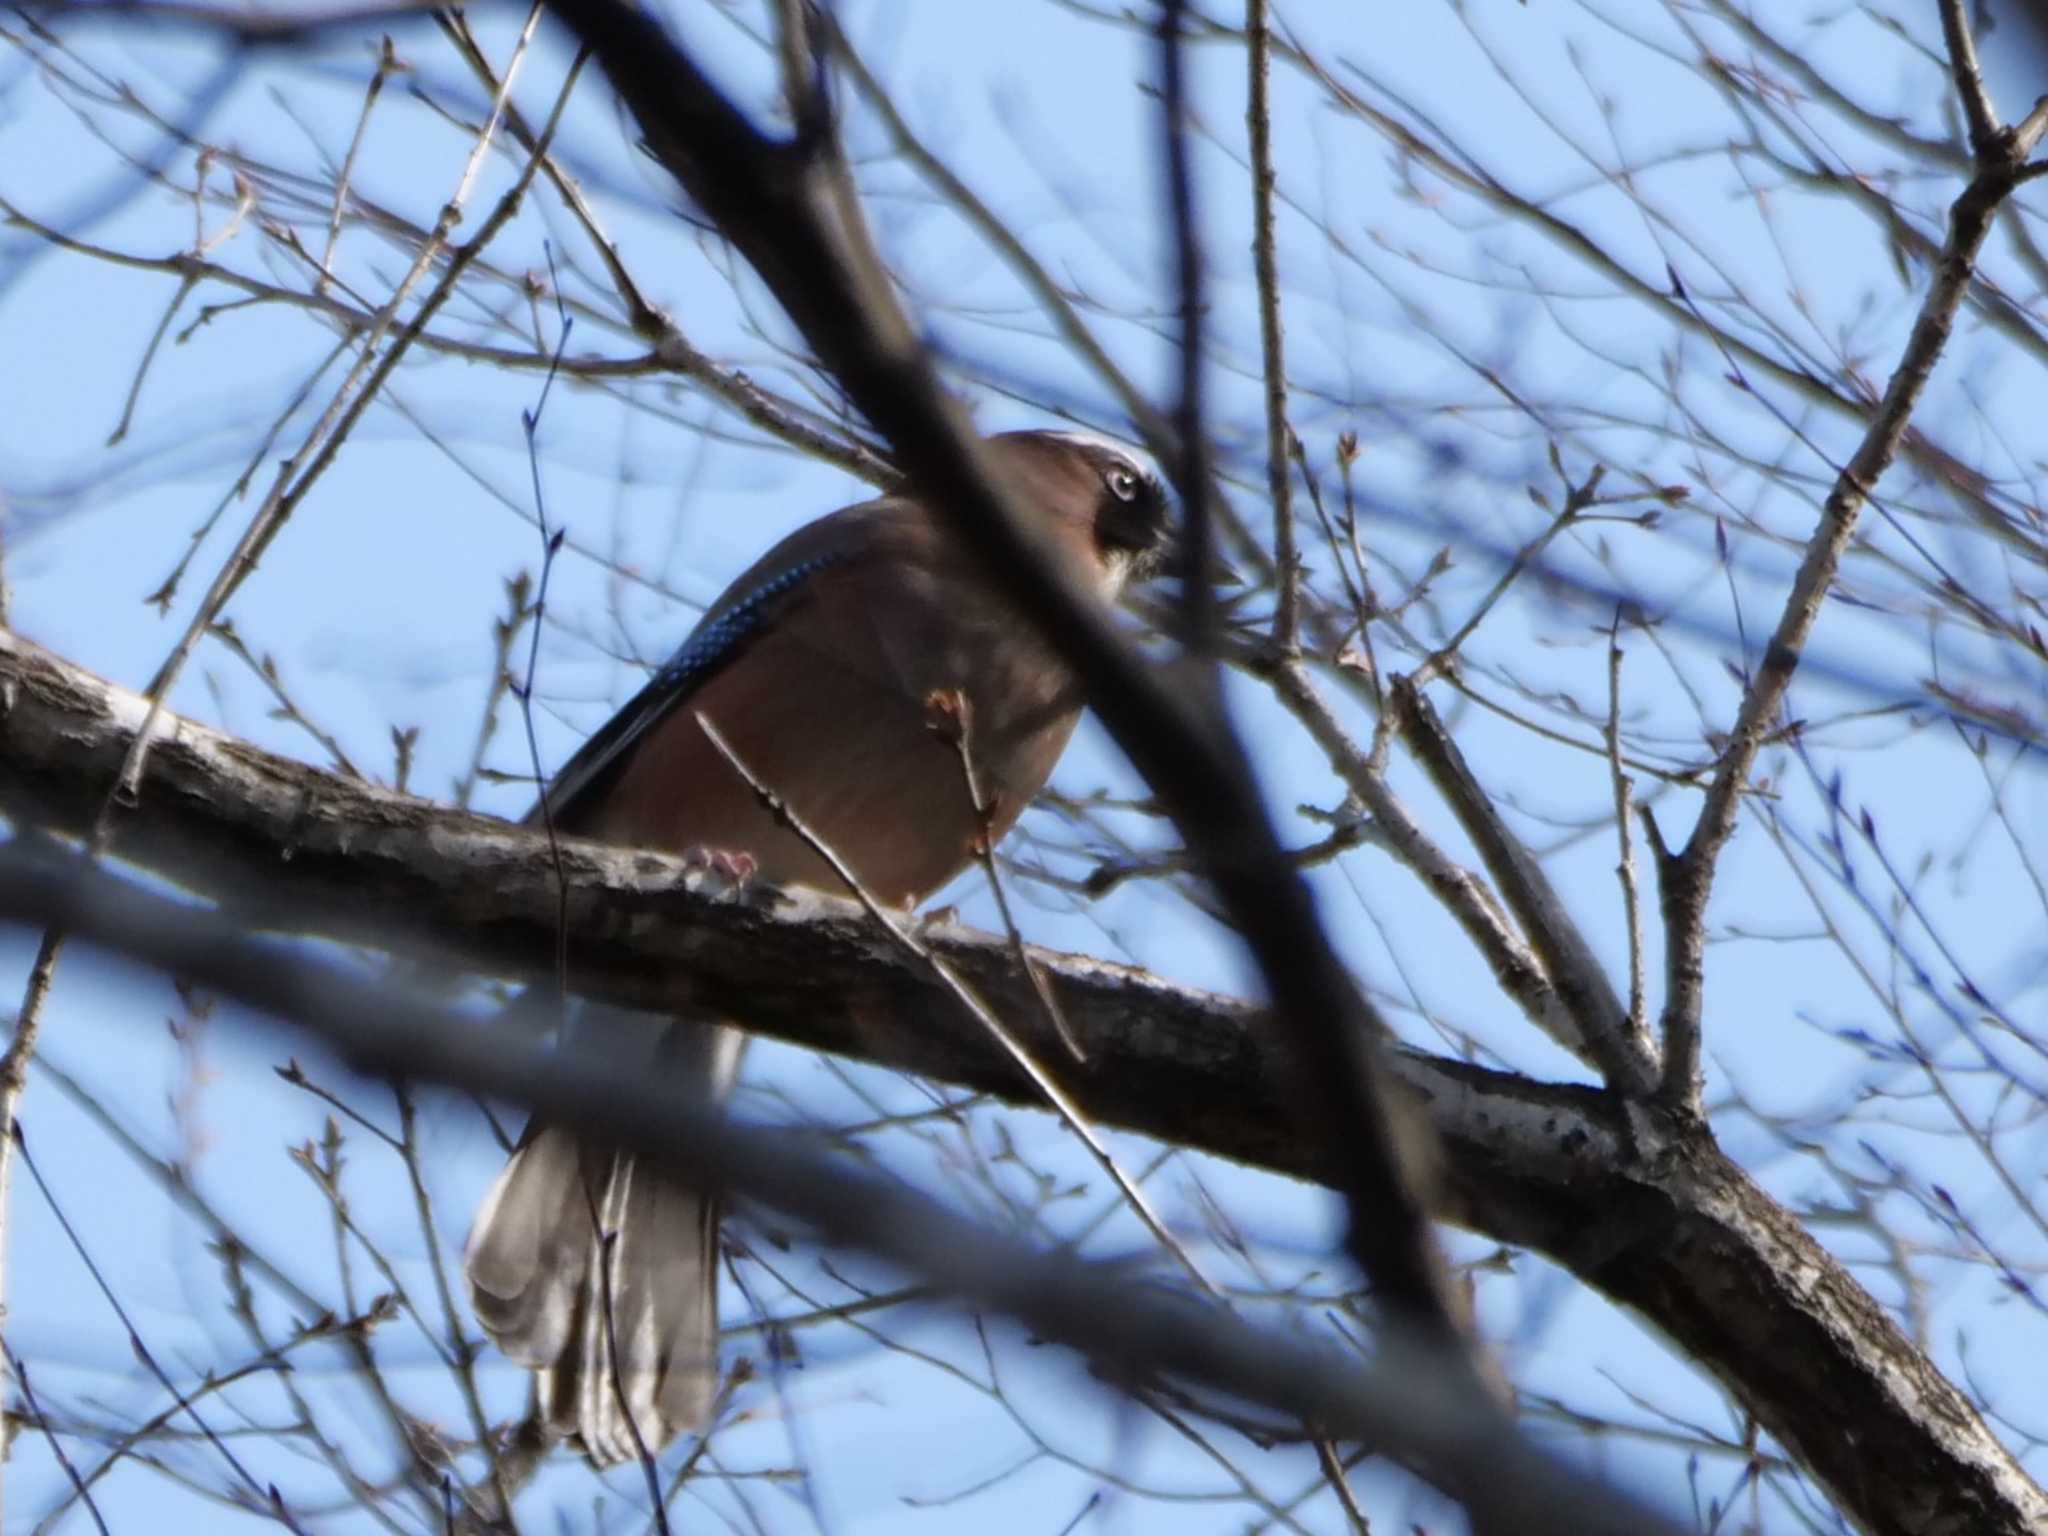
[
  {"left": 534, "top": 0, "right": 1469, "bottom": 1367},
  {"left": 0, "top": 836, "right": 1685, "bottom": 1536},
  {"left": 1390, "top": 675, "right": 1658, "bottom": 1093},
  {"left": 1, "top": 630, "right": 2041, "bottom": 1536},
  {"left": 1244, "top": 0, "right": 1297, "bottom": 655},
  {"left": 1656, "top": 4, "right": 2048, "bottom": 1110}
]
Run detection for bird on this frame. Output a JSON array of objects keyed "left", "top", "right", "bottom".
[{"left": 464, "top": 429, "right": 1171, "bottom": 1466}]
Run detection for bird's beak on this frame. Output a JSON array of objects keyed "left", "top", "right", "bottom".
[{"left": 1145, "top": 523, "right": 1243, "bottom": 590}]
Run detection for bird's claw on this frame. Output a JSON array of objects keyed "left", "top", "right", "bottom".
[{"left": 681, "top": 845, "right": 758, "bottom": 896}]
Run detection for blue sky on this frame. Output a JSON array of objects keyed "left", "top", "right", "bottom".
[{"left": 3, "top": 1, "right": 2045, "bottom": 1532}]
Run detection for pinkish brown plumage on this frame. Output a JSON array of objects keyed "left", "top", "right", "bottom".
[{"left": 465, "top": 431, "right": 1169, "bottom": 1464}]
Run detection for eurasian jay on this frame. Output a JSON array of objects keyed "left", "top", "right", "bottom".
[{"left": 464, "top": 429, "right": 1171, "bottom": 1465}]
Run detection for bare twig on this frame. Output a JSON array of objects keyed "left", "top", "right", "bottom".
[
  {"left": 1654, "top": 2, "right": 2048, "bottom": 1110},
  {"left": 1288, "top": 433, "right": 1377, "bottom": 691},
  {"left": 1262, "top": 658, "right": 1580, "bottom": 1055},
  {"left": 2, "top": 1334, "right": 111, "bottom": 1536},
  {"left": 204, "top": 619, "right": 360, "bottom": 777},
  {"left": 1246, "top": 0, "right": 1297, "bottom": 654},
  {"left": 452, "top": 571, "right": 533, "bottom": 809},
  {"left": 1311, "top": 1437, "right": 1371, "bottom": 1536},
  {"left": 929, "top": 690, "right": 1088, "bottom": 1064},
  {"left": 512, "top": 249, "right": 578, "bottom": 1006},
  {"left": 1391, "top": 675, "right": 1657, "bottom": 1093},
  {"left": 10, "top": 1124, "right": 312, "bottom": 1533},
  {"left": 105, "top": 273, "right": 197, "bottom": 446},
  {"left": 693, "top": 711, "right": 1222, "bottom": 1301},
  {"left": 0, "top": 926, "right": 66, "bottom": 1447},
  {"left": 536, "top": 0, "right": 1474, "bottom": 1366},
  {"left": 1605, "top": 613, "right": 1646, "bottom": 1035},
  {"left": 318, "top": 34, "right": 401, "bottom": 291},
  {"left": 1160, "top": 0, "right": 1219, "bottom": 662},
  {"left": 0, "top": 191, "right": 893, "bottom": 485},
  {"left": 819, "top": 16, "right": 1174, "bottom": 457},
  {"left": 1938, "top": 0, "right": 2002, "bottom": 160},
  {"left": 390, "top": 1087, "right": 519, "bottom": 1526},
  {"left": 0, "top": 841, "right": 1687, "bottom": 1536},
  {"left": 1413, "top": 454, "right": 1608, "bottom": 684},
  {"left": 2, "top": 630, "right": 2040, "bottom": 1535}
]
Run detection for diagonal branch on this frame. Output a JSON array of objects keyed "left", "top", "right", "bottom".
[
  {"left": 1, "top": 629, "right": 2043, "bottom": 1536},
  {"left": 1654, "top": 2, "right": 2048, "bottom": 1110},
  {"left": 0, "top": 839, "right": 1682, "bottom": 1536},
  {"left": 535, "top": 0, "right": 1471, "bottom": 1369},
  {"left": 1391, "top": 676, "right": 1657, "bottom": 1093}
]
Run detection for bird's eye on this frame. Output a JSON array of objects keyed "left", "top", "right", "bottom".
[{"left": 1105, "top": 466, "right": 1140, "bottom": 501}]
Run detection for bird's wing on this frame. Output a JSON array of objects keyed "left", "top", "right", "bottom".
[{"left": 530, "top": 496, "right": 917, "bottom": 829}]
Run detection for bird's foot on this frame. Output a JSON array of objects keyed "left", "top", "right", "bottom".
[
  {"left": 680, "top": 845, "right": 758, "bottom": 897},
  {"left": 914, "top": 903, "right": 961, "bottom": 936}
]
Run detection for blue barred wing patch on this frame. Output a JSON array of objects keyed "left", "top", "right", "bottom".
[
  {"left": 654, "top": 553, "right": 846, "bottom": 696},
  {"left": 535, "top": 549, "right": 852, "bottom": 822}
]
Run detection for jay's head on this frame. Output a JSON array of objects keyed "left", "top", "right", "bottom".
[{"left": 983, "top": 429, "right": 1172, "bottom": 597}]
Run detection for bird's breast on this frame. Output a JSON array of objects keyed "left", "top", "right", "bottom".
[{"left": 588, "top": 577, "right": 1082, "bottom": 908}]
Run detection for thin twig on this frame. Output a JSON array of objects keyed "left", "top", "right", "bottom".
[
  {"left": 11, "top": 1124, "right": 312, "bottom": 1533},
  {"left": 319, "top": 34, "right": 401, "bottom": 291},
  {"left": 0, "top": 926, "right": 67, "bottom": 1443},
  {"left": 452, "top": 571, "right": 534, "bottom": 809},
  {"left": 1160, "top": 0, "right": 1218, "bottom": 660},
  {"left": 928, "top": 689, "right": 1088, "bottom": 1064},
  {"left": 1263, "top": 658, "right": 1579, "bottom": 1055},
  {"left": 2, "top": 1334, "right": 112, "bottom": 1536},
  {"left": 1605, "top": 611, "right": 1646, "bottom": 1036},
  {"left": 391, "top": 1086, "right": 519, "bottom": 1528},
  {"left": 1311, "top": 1437, "right": 1371, "bottom": 1536},
  {"left": 820, "top": 15, "right": 1175, "bottom": 458},
  {"left": 1246, "top": 0, "right": 1297, "bottom": 654},
  {"left": 1938, "top": 0, "right": 2001, "bottom": 160},
  {"left": 589, "top": 1216, "right": 673, "bottom": 1527},
  {"left": 1655, "top": 1, "right": 2048, "bottom": 1109},
  {"left": 205, "top": 619, "right": 360, "bottom": 777},
  {"left": 213, "top": 1229, "right": 422, "bottom": 1536},
  {"left": 513, "top": 243, "right": 578, "bottom": 1008},
  {"left": 0, "top": 189, "right": 890, "bottom": 485},
  {"left": 1413, "top": 452, "right": 1607, "bottom": 684},
  {"left": 1392, "top": 675, "right": 1658, "bottom": 1093},
  {"left": 105, "top": 273, "right": 197, "bottom": 446},
  {"left": 1288, "top": 433, "right": 1376, "bottom": 690},
  {"left": 692, "top": 712, "right": 1224, "bottom": 1301}
]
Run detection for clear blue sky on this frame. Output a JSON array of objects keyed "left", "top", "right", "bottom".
[{"left": 3, "top": 2, "right": 2044, "bottom": 1532}]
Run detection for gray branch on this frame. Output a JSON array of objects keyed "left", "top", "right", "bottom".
[
  {"left": 0, "top": 832, "right": 1683, "bottom": 1536},
  {"left": 2, "top": 631, "right": 2042, "bottom": 1536}
]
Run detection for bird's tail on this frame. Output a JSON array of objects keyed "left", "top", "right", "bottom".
[{"left": 465, "top": 1123, "right": 721, "bottom": 1465}]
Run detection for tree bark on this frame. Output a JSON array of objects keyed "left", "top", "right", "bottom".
[{"left": 1, "top": 628, "right": 2041, "bottom": 1536}]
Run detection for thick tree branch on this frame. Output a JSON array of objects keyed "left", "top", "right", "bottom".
[
  {"left": 1, "top": 631, "right": 2042, "bottom": 1536},
  {"left": 0, "top": 838, "right": 1682, "bottom": 1536},
  {"left": 0, "top": 630, "right": 1601, "bottom": 1199}
]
